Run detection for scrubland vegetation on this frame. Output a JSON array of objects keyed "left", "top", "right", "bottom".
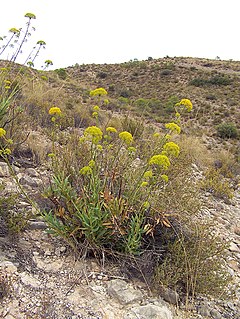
[{"left": 0, "top": 13, "right": 239, "bottom": 305}]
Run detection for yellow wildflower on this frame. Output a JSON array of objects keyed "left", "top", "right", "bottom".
[
  {"left": 143, "top": 201, "right": 150, "bottom": 209},
  {"left": 90, "top": 88, "right": 108, "bottom": 97},
  {"left": 79, "top": 166, "right": 92, "bottom": 175},
  {"left": 97, "top": 144, "right": 103, "bottom": 151},
  {"left": 84, "top": 126, "right": 103, "bottom": 144},
  {"left": 149, "top": 154, "right": 170, "bottom": 170},
  {"left": 179, "top": 99, "right": 193, "bottom": 112},
  {"left": 104, "top": 99, "right": 109, "bottom": 105},
  {"left": 153, "top": 132, "right": 160, "bottom": 138},
  {"left": 3, "top": 148, "right": 11, "bottom": 155},
  {"left": 92, "top": 111, "right": 98, "bottom": 118},
  {"left": 48, "top": 153, "right": 56, "bottom": 158},
  {"left": 88, "top": 160, "right": 95, "bottom": 168},
  {"left": 165, "top": 122, "right": 181, "bottom": 134},
  {"left": 0, "top": 128, "right": 6, "bottom": 138},
  {"left": 49, "top": 107, "right": 62, "bottom": 115},
  {"left": 106, "top": 126, "right": 117, "bottom": 133},
  {"left": 144, "top": 170, "right": 153, "bottom": 179},
  {"left": 141, "top": 181, "right": 148, "bottom": 187},
  {"left": 163, "top": 142, "right": 180, "bottom": 157},
  {"left": 128, "top": 146, "right": 136, "bottom": 153},
  {"left": 119, "top": 131, "right": 133, "bottom": 145},
  {"left": 161, "top": 174, "right": 169, "bottom": 182},
  {"left": 93, "top": 105, "right": 100, "bottom": 111}
]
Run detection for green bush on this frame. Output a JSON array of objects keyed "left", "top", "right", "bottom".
[
  {"left": 217, "top": 122, "right": 238, "bottom": 139},
  {"left": 55, "top": 68, "right": 67, "bottom": 80}
]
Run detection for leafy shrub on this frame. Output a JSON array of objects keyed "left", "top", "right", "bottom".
[
  {"left": 55, "top": 68, "right": 67, "bottom": 80},
  {"left": 155, "top": 221, "right": 231, "bottom": 299},
  {"left": 160, "top": 69, "right": 172, "bottom": 76},
  {"left": 201, "top": 167, "right": 234, "bottom": 200},
  {"left": 216, "top": 122, "right": 238, "bottom": 139},
  {"left": 189, "top": 75, "right": 232, "bottom": 87}
]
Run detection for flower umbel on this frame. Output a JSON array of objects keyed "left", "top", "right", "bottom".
[
  {"left": 163, "top": 142, "right": 180, "bottom": 157},
  {"left": 79, "top": 166, "right": 92, "bottom": 175},
  {"left": 106, "top": 127, "right": 117, "bottom": 133},
  {"left": 119, "top": 131, "right": 133, "bottom": 145},
  {"left": 178, "top": 99, "right": 193, "bottom": 112},
  {"left": 149, "top": 154, "right": 170, "bottom": 170},
  {"left": 49, "top": 107, "right": 62, "bottom": 115},
  {"left": 165, "top": 122, "right": 181, "bottom": 134},
  {"left": 0, "top": 128, "right": 6, "bottom": 138},
  {"left": 84, "top": 126, "right": 103, "bottom": 144},
  {"left": 90, "top": 88, "right": 108, "bottom": 97}
]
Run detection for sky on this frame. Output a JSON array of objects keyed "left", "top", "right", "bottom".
[{"left": 0, "top": 0, "right": 239, "bottom": 70}]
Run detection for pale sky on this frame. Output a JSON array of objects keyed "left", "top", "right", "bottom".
[{"left": 1, "top": 0, "right": 239, "bottom": 69}]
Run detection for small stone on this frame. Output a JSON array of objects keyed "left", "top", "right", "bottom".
[
  {"left": 107, "top": 279, "right": 143, "bottom": 305},
  {"left": 20, "top": 272, "right": 41, "bottom": 288},
  {"left": 25, "top": 168, "right": 39, "bottom": 177},
  {"left": 197, "top": 303, "right": 211, "bottom": 317},
  {"left": 0, "top": 162, "right": 10, "bottom": 177},
  {"left": 229, "top": 242, "right": 240, "bottom": 253},
  {"left": 210, "top": 308, "right": 222, "bottom": 319},
  {"left": 158, "top": 286, "right": 179, "bottom": 305},
  {"left": 0, "top": 261, "right": 18, "bottom": 273},
  {"left": 125, "top": 303, "right": 173, "bottom": 319}
]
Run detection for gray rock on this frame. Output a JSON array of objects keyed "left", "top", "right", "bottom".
[
  {"left": 197, "top": 303, "right": 211, "bottom": 317},
  {"left": 25, "top": 168, "right": 39, "bottom": 177},
  {"left": 0, "top": 162, "right": 10, "bottom": 177},
  {"left": 107, "top": 279, "right": 143, "bottom": 305},
  {"left": 21, "top": 272, "right": 41, "bottom": 288},
  {"left": 124, "top": 303, "right": 173, "bottom": 319},
  {"left": 19, "top": 175, "right": 41, "bottom": 188},
  {"left": 158, "top": 286, "right": 179, "bottom": 305},
  {"left": 210, "top": 308, "right": 223, "bottom": 319}
]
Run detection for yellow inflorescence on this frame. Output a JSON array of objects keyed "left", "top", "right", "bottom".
[
  {"left": 149, "top": 154, "right": 170, "bottom": 170},
  {"left": 119, "top": 131, "right": 133, "bottom": 145},
  {"left": 84, "top": 126, "right": 103, "bottom": 144},
  {"left": 49, "top": 107, "right": 62, "bottom": 115},
  {"left": 79, "top": 166, "right": 92, "bottom": 175},
  {"left": 90, "top": 88, "right": 108, "bottom": 97},
  {"left": 165, "top": 122, "right": 181, "bottom": 134},
  {"left": 106, "top": 126, "right": 117, "bottom": 133},
  {"left": 163, "top": 142, "right": 180, "bottom": 157},
  {"left": 0, "top": 128, "right": 6, "bottom": 138},
  {"left": 179, "top": 98, "right": 193, "bottom": 112}
]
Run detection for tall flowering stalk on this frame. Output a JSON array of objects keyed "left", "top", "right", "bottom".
[{"left": 12, "top": 13, "right": 36, "bottom": 62}]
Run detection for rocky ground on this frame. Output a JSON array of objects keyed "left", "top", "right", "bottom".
[{"left": 0, "top": 160, "right": 240, "bottom": 319}]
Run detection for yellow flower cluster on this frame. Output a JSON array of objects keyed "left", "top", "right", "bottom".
[
  {"left": 143, "top": 170, "right": 153, "bottom": 179},
  {"left": 163, "top": 142, "right": 180, "bottom": 157},
  {"left": 92, "top": 112, "right": 98, "bottom": 118},
  {"left": 90, "top": 88, "right": 108, "bottom": 97},
  {"left": 0, "top": 128, "right": 6, "bottom": 138},
  {"left": 161, "top": 174, "right": 169, "bottom": 182},
  {"left": 84, "top": 126, "right": 103, "bottom": 144},
  {"left": 79, "top": 166, "right": 92, "bottom": 175},
  {"left": 119, "top": 131, "right": 133, "bottom": 145},
  {"left": 93, "top": 105, "right": 100, "bottom": 111},
  {"left": 49, "top": 107, "right": 62, "bottom": 115},
  {"left": 106, "top": 127, "right": 117, "bottom": 133},
  {"left": 178, "top": 99, "right": 193, "bottom": 112},
  {"left": 149, "top": 154, "right": 170, "bottom": 170},
  {"left": 165, "top": 122, "right": 181, "bottom": 134}
]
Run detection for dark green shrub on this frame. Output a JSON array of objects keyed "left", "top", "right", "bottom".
[
  {"left": 217, "top": 122, "right": 238, "bottom": 139},
  {"left": 55, "top": 68, "right": 67, "bottom": 80}
]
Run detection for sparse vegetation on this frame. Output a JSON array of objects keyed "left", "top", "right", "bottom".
[{"left": 0, "top": 15, "right": 239, "bottom": 308}]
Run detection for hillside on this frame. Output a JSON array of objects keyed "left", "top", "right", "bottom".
[{"left": 0, "top": 57, "right": 240, "bottom": 319}]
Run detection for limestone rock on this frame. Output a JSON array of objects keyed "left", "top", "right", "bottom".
[
  {"left": 125, "top": 303, "right": 173, "bottom": 319},
  {"left": 107, "top": 279, "right": 144, "bottom": 305}
]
